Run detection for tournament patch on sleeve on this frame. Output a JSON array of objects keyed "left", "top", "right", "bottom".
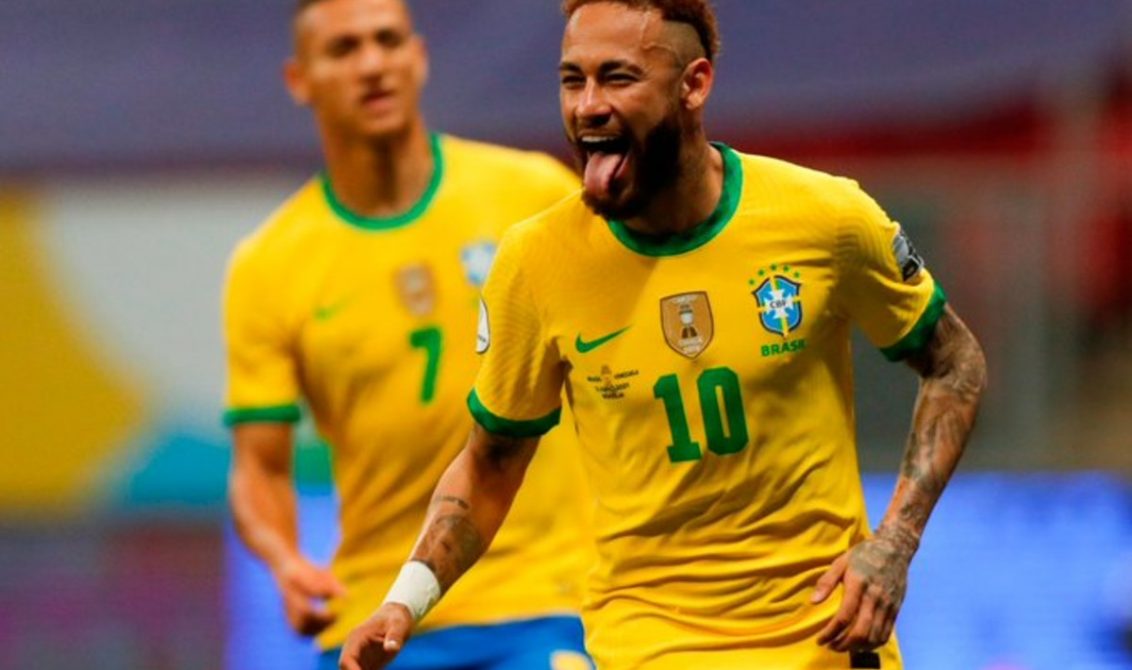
[
  {"left": 476, "top": 297, "right": 490, "bottom": 354},
  {"left": 892, "top": 223, "right": 925, "bottom": 282}
]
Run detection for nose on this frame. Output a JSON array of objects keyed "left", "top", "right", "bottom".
[
  {"left": 575, "top": 79, "right": 612, "bottom": 124},
  {"left": 356, "top": 42, "right": 386, "bottom": 77}
]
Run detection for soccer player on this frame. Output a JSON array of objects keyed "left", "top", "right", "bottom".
[
  {"left": 222, "top": 0, "right": 593, "bottom": 668},
  {"left": 340, "top": 1, "right": 987, "bottom": 669}
]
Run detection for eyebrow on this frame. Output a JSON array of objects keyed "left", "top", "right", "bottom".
[{"left": 558, "top": 59, "right": 645, "bottom": 76}]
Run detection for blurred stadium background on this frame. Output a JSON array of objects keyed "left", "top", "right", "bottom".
[{"left": 2, "top": 1, "right": 1131, "bottom": 668}]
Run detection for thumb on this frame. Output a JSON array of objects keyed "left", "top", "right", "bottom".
[
  {"left": 382, "top": 608, "right": 414, "bottom": 652},
  {"left": 811, "top": 553, "right": 849, "bottom": 604}
]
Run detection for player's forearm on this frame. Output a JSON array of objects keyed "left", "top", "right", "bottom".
[
  {"left": 409, "top": 426, "right": 537, "bottom": 592},
  {"left": 230, "top": 462, "right": 302, "bottom": 572},
  {"left": 229, "top": 424, "right": 303, "bottom": 571},
  {"left": 878, "top": 307, "right": 987, "bottom": 552}
]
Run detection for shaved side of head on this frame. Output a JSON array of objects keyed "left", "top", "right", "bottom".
[{"left": 562, "top": 0, "right": 720, "bottom": 63}]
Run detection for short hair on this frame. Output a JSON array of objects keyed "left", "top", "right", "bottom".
[
  {"left": 561, "top": 0, "right": 720, "bottom": 63},
  {"left": 294, "top": 0, "right": 404, "bottom": 17},
  {"left": 294, "top": 0, "right": 325, "bottom": 16}
]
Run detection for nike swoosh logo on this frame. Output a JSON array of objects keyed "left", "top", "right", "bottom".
[
  {"left": 575, "top": 326, "right": 631, "bottom": 354},
  {"left": 313, "top": 300, "right": 349, "bottom": 321}
]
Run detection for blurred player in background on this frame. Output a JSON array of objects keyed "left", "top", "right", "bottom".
[
  {"left": 341, "top": 1, "right": 987, "bottom": 669},
  {"left": 222, "top": 0, "right": 592, "bottom": 668}
]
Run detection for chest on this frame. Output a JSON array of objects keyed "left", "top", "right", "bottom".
[
  {"left": 292, "top": 232, "right": 498, "bottom": 382},
  {"left": 553, "top": 241, "right": 842, "bottom": 437}
]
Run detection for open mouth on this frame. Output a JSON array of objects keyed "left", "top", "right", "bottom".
[
  {"left": 579, "top": 135, "right": 631, "bottom": 197},
  {"left": 360, "top": 89, "right": 395, "bottom": 108}
]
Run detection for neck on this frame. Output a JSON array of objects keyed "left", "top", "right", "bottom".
[
  {"left": 319, "top": 119, "right": 435, "bottom": 219},
  {"left": 623, "top": 131, "right": 722, "bottom": 237}
]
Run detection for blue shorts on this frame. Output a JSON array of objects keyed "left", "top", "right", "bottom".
[{"left": 319, "top": 616, "right": 590, "bottom": 670}]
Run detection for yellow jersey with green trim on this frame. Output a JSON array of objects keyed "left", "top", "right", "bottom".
[
  {"left": 223, "top": 134, "right": 591, "bottom": 650},
  {"left": 471, "top": 144, "right": 944, "bottom": 669}
]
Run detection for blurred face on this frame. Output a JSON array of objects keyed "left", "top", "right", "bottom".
[
  {"left": 286, "top": 0, "right": 428, "bottom": 141},
  {"left": 560, "top": 3, "right": 700, "bottom": 219}
]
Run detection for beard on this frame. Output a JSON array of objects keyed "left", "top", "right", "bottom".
[{"left": 574, "top": 112, "right": 684, "bottom": 221}]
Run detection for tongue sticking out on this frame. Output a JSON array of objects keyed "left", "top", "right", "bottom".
[{"left": 584, "top": 152, "right": 627, "bottom": 199}]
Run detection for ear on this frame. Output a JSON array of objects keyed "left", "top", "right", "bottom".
[
  {"left": 283, "top": 57, "right": 311, "bottom": 107},
  {"left": 679, "top": 58, "right": 714, "bottom": 112}
]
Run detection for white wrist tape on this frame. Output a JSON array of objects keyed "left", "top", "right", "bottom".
[{"left": 383, "top": 561, "right": 442, "bottom": 622}]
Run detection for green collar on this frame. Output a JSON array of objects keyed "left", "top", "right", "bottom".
[
  {"left": 322, "top": 132, "right": 445, "bottom": 231},
  {"left": 606, "top": 142, "right": 743, "bottom": 257}
]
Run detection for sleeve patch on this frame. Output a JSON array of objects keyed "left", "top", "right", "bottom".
[
  {"left": 476, "top": 298, "right": 490, "bottom": 354},
  {"left": 892, "top": 224, "right": 925, "bottom": 282}
]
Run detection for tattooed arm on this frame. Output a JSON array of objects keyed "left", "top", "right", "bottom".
[
  {"left": 411, "top": 425, "right": 538, "bottom": 589},
  {"left": 813, "top": 305, "right": 987, "bottom": 653},
  {"left": 339, "top": 425, "right": 538, "bottom": 670}
]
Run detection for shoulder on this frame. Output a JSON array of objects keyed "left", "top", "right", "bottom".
[
  {"left": 441, "top": 134, "right": 571, "bottom": 175},
  {"left": 502, "top": 191, "right": 591, "bottom": 250},
  {"left": 227, "top": 177, "right": 323, "bottom": 279},
  {"left": 736, "top": 151, "right": 880, "bottom": 219},
  {"left": 486, "top": 192, "right": 591, "bottom": 284},
  {"left": 486, "top": 195, "right": 593, "bottom": 308},
  {"left": 440, "top": 134, "right": 579, "bottom": 194}
]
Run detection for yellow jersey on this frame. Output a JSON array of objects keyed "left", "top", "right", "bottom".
[
  {"left": 223, "top": 134, "right": 591, "bottom": 650},
  {"left": 471, "top": 144, "right": 945, "bottom": 669}
]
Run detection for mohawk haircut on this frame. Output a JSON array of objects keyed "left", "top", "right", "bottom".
[{"left": 561, "top": 0, "right": 720, "bottom": 63}]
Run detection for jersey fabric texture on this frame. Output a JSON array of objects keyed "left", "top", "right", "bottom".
[
  {"left": 471, "top": 144, "right": 945, "bottom": 669},
  {"left": 223, "top": 134, "right": 591, "bottom": 650},
  {"left": 317, "top": 617, "right": 592, "bottom": 670}
]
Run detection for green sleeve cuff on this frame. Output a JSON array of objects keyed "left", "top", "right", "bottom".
[
  {"left": 879, "top": 283, "right": 948, "bottom": 362},
  {"left": 467, "top": 390, "right": 560, "bottom": 438},
  {"left": 223, "top": 404, "right": 302, "bottom": 427}
]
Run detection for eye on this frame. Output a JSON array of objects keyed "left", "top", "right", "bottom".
[
  {"left": 325, "top": 36, "right": 358, "bottom": 58},
  {"left": 560, "top": 74, "right": 585, "bottom": 89},
  {"left": 605, "top": 72, "right": 637, "bottom": 86},
  {"left": 376, "top": 29, "right": 407, "bottom": 49}
]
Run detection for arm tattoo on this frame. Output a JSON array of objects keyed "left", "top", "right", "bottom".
[
  {"left": 880, "top": 306, "right": 987, "bottom": 542},
  {"left": 413, "top": 506, "right": 485, "bottom": 590},
  {"left": 431, "top": 495, "right": 470, "bottom": 510},
  {"left": 477, "top": 433, "right": 530, "bottom": 471},
  {"left": 411, "top": 430, "right": 537, "bottom": 593}
]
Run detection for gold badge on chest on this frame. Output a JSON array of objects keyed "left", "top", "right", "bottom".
[
  {"left": 395, "top": 263, "right": 437, "bottom": 317},
  {"left": 660, "top": 291, "right": 714, "bottom": 359}
]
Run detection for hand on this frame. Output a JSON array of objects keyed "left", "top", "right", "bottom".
[
  {"left": 811, "top": 527, "right": 917, "bottom": 652},
  {"left": 338, "top": 603, "right": 414, "bottom": 670},
  {"left": 272, "top": 554, "right": 347, "bottom": 637}
]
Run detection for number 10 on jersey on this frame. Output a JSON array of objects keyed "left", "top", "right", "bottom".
[{"left": 653, "top": 367, "right": 750, "bottom": 463}]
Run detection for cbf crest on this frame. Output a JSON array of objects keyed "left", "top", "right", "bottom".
[
  {"left": 460, "top": 240, "right": 497, "bottom": 288},
  {"left": 395, "top": 263, "right": 436, "bottom": 317},
  {"left": 752, "top": 267, "right": 803, "bottom": 338},
  {"left": 660, "top": 292, "right": 714, "bottom": 358}
]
